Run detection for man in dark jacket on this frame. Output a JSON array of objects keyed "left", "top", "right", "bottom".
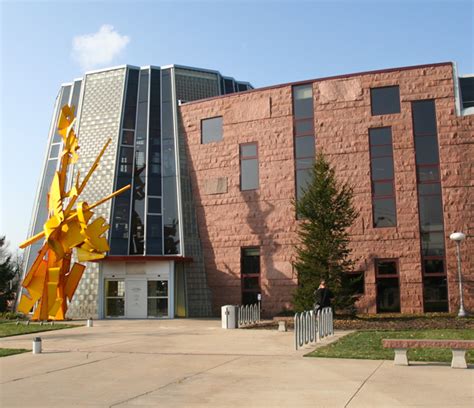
[{"left": 313, "top": 280, "right": 334, "bottom": 313}]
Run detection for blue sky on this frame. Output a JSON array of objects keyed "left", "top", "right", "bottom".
[{"left": 0, "top": 0, "right": 473, "bottom": 251}]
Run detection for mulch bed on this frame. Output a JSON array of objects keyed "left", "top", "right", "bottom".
[{"left": 242, "top": 315, "right": 474, "bottom": 331}]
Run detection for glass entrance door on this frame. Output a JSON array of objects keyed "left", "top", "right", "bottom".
[
  {"left": 105, "top": 280, "right": 125, "bottom": 317},
  {"left": 147, "top": 280, "right": 168, "bottom": 318}
]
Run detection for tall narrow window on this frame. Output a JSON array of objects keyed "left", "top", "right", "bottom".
[
  {"left": 412, "top": 99, "right": 448, "bottom": 312},
  {"left": 369, "top": 127, "right": 397, "bottom": 227},
  {"left": 241, "top": 247, "right": 261, "bottom": 305},
  {"left": 292, "top": 84, "right": 315, "bottom": 203},
  {"left": 375, "top": 259, "right": 400, "bottom": 313},
  {"left": 110, "top": 69, "right": 139, "bottom": 255},
  {"left": 240, "top": 143, "right": 259, "bottom": 190}
]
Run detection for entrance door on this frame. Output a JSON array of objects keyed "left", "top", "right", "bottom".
[
  {"left": 125, "top": 279, "right": 147, "bottom": 318},
  {"left": 147, "top": 280, "right": 169, "bottom": 318}
]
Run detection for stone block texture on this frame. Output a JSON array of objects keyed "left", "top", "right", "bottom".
[
  {"left": 67, "top": 68, "right": 126, "bottom": 318},
  {"left": 179, "top": 63, "right": 473, "bottom": 316}
]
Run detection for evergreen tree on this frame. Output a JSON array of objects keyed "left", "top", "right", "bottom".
[
  {"left": 293, "top": 153, "right": 359, "bottom": 313},
  {"left": 0, "top": 237, "right": 20, "bottom": 312}
]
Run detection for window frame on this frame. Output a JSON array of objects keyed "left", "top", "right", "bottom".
[
  {"left": 369, "top": 127, "right": 397, "bottom": 228},
  {"left": 239, "top": 142, "right": 259, "bottom": 191},
  {"left": 201, "top": 116, "right": 223, "bottom": 144},
  {"left": 370, "top": 85, "right": 401, "bottom": 116},
  {"left": 375, "top": 258, "right": 399, "bottom": 278}
]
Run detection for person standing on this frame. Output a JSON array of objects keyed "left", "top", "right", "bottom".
[{"left": 313, "top": 280, "right": 334, "bottom": 313}]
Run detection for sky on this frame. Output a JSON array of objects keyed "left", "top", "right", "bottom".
[{"left": 0, "top": 0, "right": 473, "bottom": 252}]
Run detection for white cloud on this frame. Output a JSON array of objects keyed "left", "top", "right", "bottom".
[{"left": 72, "top": 25, "right": 130, "bottom": 71}]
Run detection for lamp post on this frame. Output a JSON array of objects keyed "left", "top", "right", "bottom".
[{"left": 449, "top": 232, "right": 467, "bottom": 317}]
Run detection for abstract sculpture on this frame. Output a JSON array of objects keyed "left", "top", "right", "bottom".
[{"left": 18, "top": 105, "right": 130, "bottom": 320}]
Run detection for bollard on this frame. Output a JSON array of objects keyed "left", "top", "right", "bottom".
[
  {"left": 87, "top": 317, "right": 93, "bottom": 327},
  {"left": 26, "top": 320, "right": 30, "bottom": 326},
  {"left": 32, "top": 337, "right": 42, "bottom": 354},
  {"left": 278, "top": 321, "right": 287, "bottom": 332}
]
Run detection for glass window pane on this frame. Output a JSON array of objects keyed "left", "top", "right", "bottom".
[
  {"left": 106, "top": 299, "right": 125, "bottom": 317},
  {"left": 373, "top": 198, "right": 397, "bottom": 227},
  {"left": 147, "top": 298, "right": 168, "bottom": 317},
  {"left": 295, "top": 119, "right": 313, "bottom": 135},
  {"left": 369, "top": 127, "right": 392, "bottom": 145},
  {"left": 49, "top": 144, "right": 60, "bottom": 159},
  {"left": 148, "top": 197, "right": 162, "bottom": 214},
  {"left": 376, "top": 260, "right": 398, "bottom": 275},
  {"left": 376, "top": 277, "right": 400, "bottom": 312},
  {"left": 148, "top": 280, "right": 168, "bottom": 297},
  {"left": 371, "top": 86, "right": 400, "bottom": 115},
  {"left": 202, "top": 117, "right": 223, "bottom": 144},
  {"left": 371, "top": 157, "right": 394, "bottom": 180},
  {"left": 418, "top": 195, "right": 443, "bottom": 231},
  {"left": 240, "top": 143, "right": 257, "bottom": 157},
  {"left": 418, "top": 183, "right": 441, "bottom": 195},
  {"left": 370, "top": 145, "right": 393, "bottom": 158},
  {"left": 417, "top": 166, "right": 440, "bottom": 183},
  {"left": 121, "top": 130, "right": 134, "bottom": 145},
  {"left": 293, "top": 85, "right": 313, "bottom": 118},
  {"left": 241, "top": 159, "right": 259, "bottom": 190},
  {"left": 146, "top": 215, "right": 162, "bottom": 255},
  {"left": 373, "top": 181, "right": 394, "bottom": 197},
  {"left": 295, "top": 136, "right": 315, "bottom": 158},
  {"left": 421, "top": 231, "right": 445, "bottom": 256},
  {"left": 243, "top": 277, "right": 260, "bottom": 290},
  {"left": 242, "top": 248, "right": 260, "bottom": 274},
  {"left": 415, "top": 136, "right": 439, "bottom": 164},
  {"left": 423, "top": 259, "right": 445, "bottom": 274},
  {"left": 242, "top": 292, "right": 258, "bottom": 305},
  {"left": 460, "top": 77, "right": 474, "bottom": 109},
  {"left": 296, "top": 157, "right": 314, "bottom": 170},
  {"left": 119, "top": 147, "right": 134, "bottom": 175},
  {"left": 296, "top": 169, "right": 312, "bottom": 201},
  {"left": 412, "top": 100, "right": 437, "bottom": 135},
  {"left": 106, "top": 280, "right": 125, "bottom": 297},
  {"left": 423, "top": 276, "right": 448, "bottom": 312}
]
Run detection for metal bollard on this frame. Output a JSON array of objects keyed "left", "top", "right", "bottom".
[
  {"left": 32, "top": 337, "right": 42, "bottom": 354},
  {"left": 87, "top": 317, "right": 93, "bottom": 327}
]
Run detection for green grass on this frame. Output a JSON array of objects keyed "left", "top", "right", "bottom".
[
  {"left": 0, "top": 321, "right": 79, "bottom": 337},
  {"left": 0, "top": 348, "right": 30, "bottom": 358},
  {"left": 307, "top": 329, "right": 474, "bottom": 363}
]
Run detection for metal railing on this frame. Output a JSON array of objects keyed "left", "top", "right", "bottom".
[
  {"left": 294, "top": 307, "right": 334, "bottom": 350},
  {"left": 237, "top": 302, "right": 260, "bottom": 327}
]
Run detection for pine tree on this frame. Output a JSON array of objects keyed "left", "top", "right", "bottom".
[
  {"left": 293, "top": 153, "right": 359, "bottom": 313},
  {"left": 0, "top": 237, "right": 20, "bottom": 312}
]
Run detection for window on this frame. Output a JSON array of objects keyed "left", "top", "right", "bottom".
[
  {"left": 412, "top": 100, "right": 448, "bottom": 312},
  {"left": 371, "top": 86, "right": 401, "bottom": 115},
  {"left": 459, "top": 77, "right": 474, "bottom": 109},
  {"left": 293, "top": 84, "right": 315, "bottom": 204},
  {"left": 375, "top": 259, "right": 400, "bottom": 313},
  {"left": 240, "top": 143, "right": 259, "bottom": 190},
  {"left": 241, "top": 248, "right": 261, "bottom": 305},
  {"left": 201, "top": 116, "right": 223, "bottom": 144},
  {"left": 369, "top": 127, "right": 397, "bottom": 227}
]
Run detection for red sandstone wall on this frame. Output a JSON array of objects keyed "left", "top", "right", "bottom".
[{"left": 179, "top": 63, "right": 473, "bottom": 316}]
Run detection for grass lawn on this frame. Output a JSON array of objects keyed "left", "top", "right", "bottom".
[
  {"left": 0, "top": 321, "right": 79, "bottom": 337},
  {"left": 0, "top": 348, "right": 30, "bottom": 357},
  {"left": 307, "top": 329, "right": 474, "bottom": 363}
]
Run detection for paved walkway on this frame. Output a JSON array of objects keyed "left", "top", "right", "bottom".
[{"left": 0, "top": 319, "right": 473, "bottom": 407}]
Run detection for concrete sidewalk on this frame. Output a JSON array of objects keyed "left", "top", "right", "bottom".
[{"left": 0, "top": 319, "right": 472, "bottom": 407}]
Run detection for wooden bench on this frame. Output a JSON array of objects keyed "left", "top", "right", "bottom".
[{"left": 383, "top": 339, "right": 474, "bottom": 368}]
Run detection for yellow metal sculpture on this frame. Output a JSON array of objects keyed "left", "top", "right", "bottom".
[{"left": 18, "top": 105, "right": 130, "bottom": 320}]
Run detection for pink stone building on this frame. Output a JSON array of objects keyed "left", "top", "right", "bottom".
[{"left": 179, "top": 62, "right": 473, "bottom": 316}]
